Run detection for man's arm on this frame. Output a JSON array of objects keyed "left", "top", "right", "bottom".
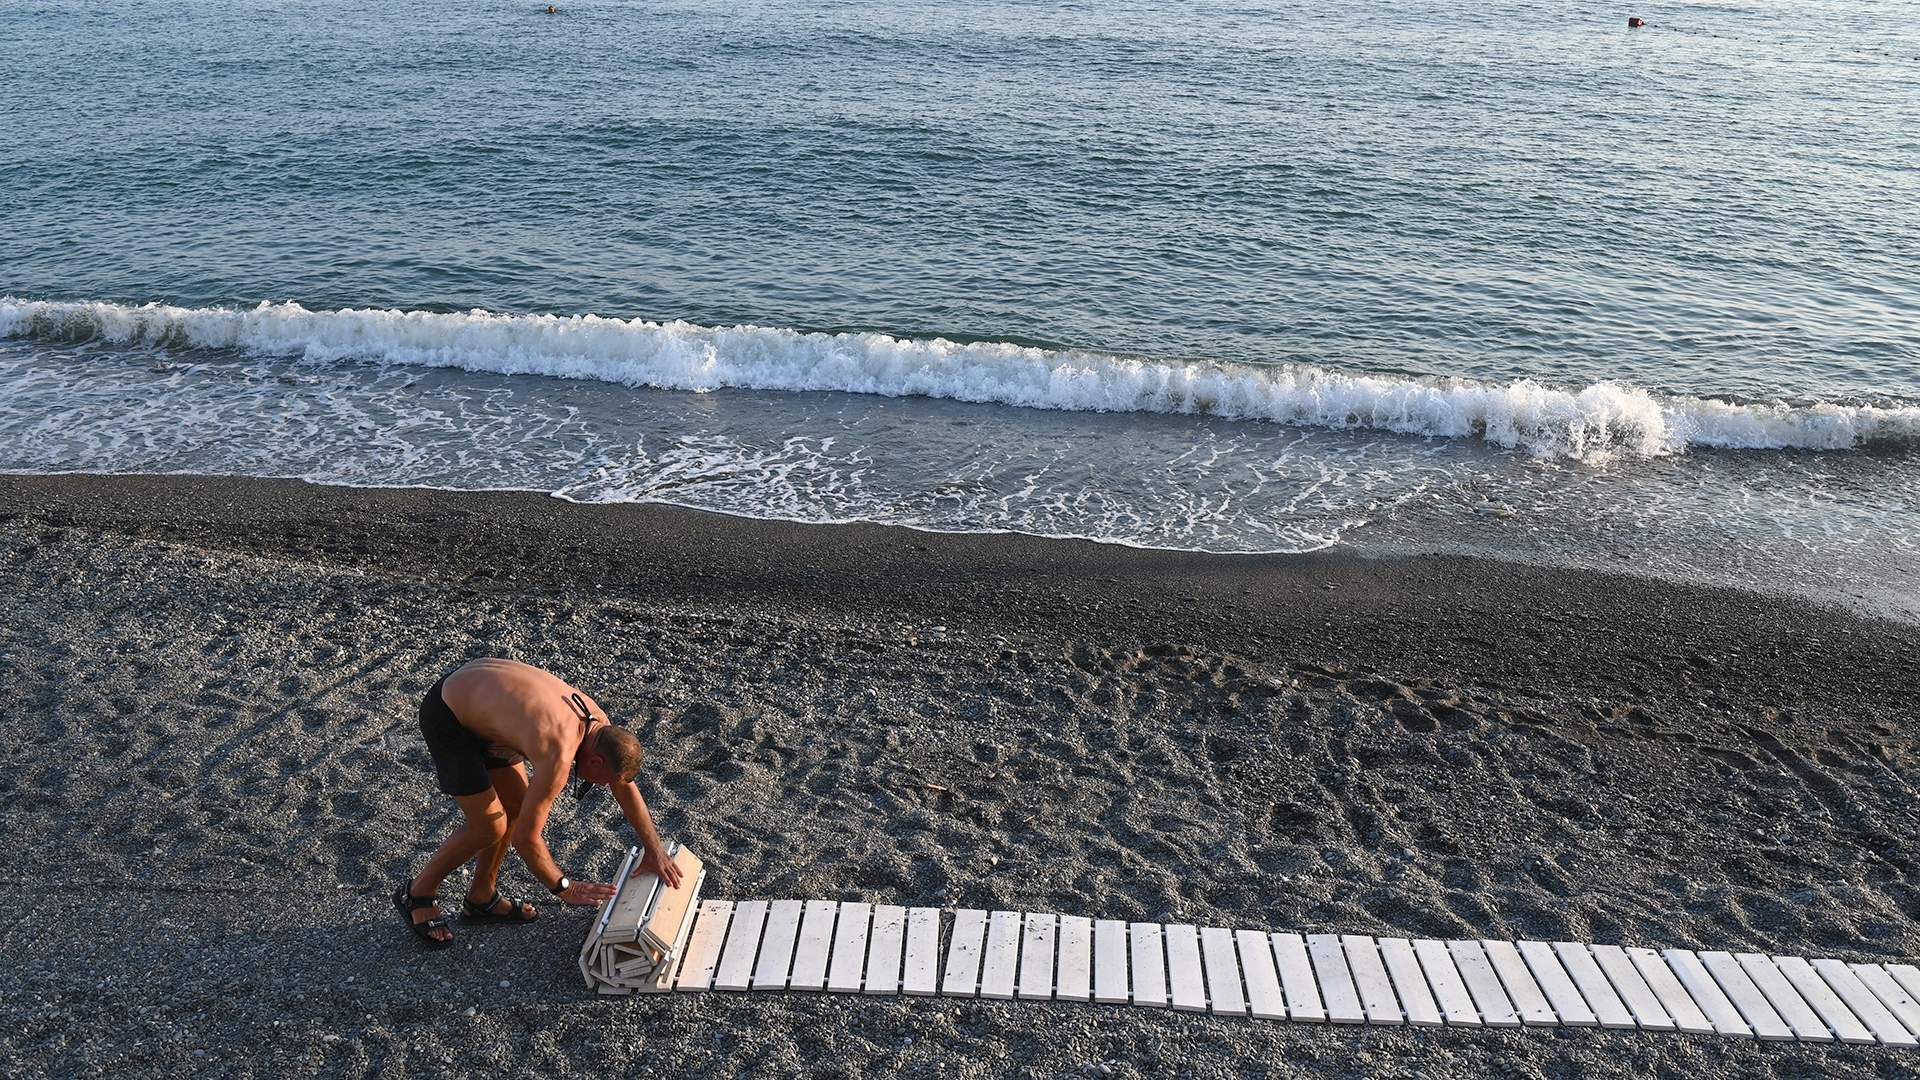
[
  {"left": 612, "top": 779, "right": 684, "bottom": 889},
  {"left": 511, "top": 755, "right": 616, "bottom": 906}
]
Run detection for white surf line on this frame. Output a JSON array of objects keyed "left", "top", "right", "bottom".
[
  {"left": 9, "top": 297, "right": 1920, "bottom": 460},
  {"left": 636, "top": 902, "right": 1920, "bottom": 1048}
]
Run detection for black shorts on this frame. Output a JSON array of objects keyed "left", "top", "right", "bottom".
[{"left": 419, "top": 675, "right": 520, "bottom": 797}]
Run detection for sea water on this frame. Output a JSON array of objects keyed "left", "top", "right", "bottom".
[{"left": 2, "top": 0, "right": 1915, "bottom": 614}]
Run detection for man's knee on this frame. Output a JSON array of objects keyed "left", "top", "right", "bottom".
[{"left": 468, "top": 806, "right": 509, "bottom": 845}]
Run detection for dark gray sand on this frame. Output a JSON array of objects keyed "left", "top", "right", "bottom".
[{"left": 2, "top": 473, "right": 1916, "bottom": 1079}]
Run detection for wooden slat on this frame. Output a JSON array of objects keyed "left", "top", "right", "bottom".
[
  {"left": 1775, "top": 955, "right": 1874, "bottom": 1045},
  {"left": 1663, "top": 948, "right": 1753, "bottom": 1038},
  {"left": 1272, "top": 933, "right": 1325, "bottom": 1022},
  {"left": 1166, "top": 924, "right": 1209, "bottom": 1013},
  {"left": 788, "top": 900, "right": 837, "bottom": 991},
  {"left": 1813, "top": 959, "right": 1918, "bottom": 1047},
  {"left": 1516, "top": 941, "right": 1596, "bottom": 1027},
  {"left": 1341, "top": 935, "right": 1402, "bottom": 1026},
  {"left": 674, "top": 900, "right": 734, "bottom": 992},
  {"left": 1851, "top": 963, "right": 1920, "bottom": 1042},
  {"left": 1626, "top": 947, "right": 1712, "bottom": 1034},
  {"left": 1201, "top": 928, "right": 1247, "bottom": 1016},
  {"left": 1378, "top": 938, "right": 1441, "bottom": 1027},
  {"left": 611, "top": 945, "right": 655, "bottom": 978},
  {"left": 1890, "top": 964, "right": 1920, "bottom": 1006},
  {"left": 599, "top": 861, "right": 660, "bottom": 944},
  {"left": 1699, "top": 951, "right": 1793, "bottom": 1041},
  {"left": 1093, "top": 919, "right": 1129, "bottom": 1004},
  {"left": 1130, "top": 922, "right": 1168, "bottom": 1008},
  {"left": 1589, "top": 944, "right": 1675, "bottom": 1031},
  {"left": 637, "top": 846, "right": 705, "bottom": 954},
  {"left": 865, "top": 904, "right": 907, "bottom": 996},
  {"left": 1309, "top": 934, "right": 1365, "bottom": 1024},
  {"left": 584, "top": 847, "right": 640, "bottom": 957},
  {"left": 1447, "top": 940, "right": 1520, "bottom": 1028},
  {"left": 979, "top": 910, "right": 1022, "bottom": 1000},
  {"left": 1413, "top": 939, "right": 1479, "bottom": 1026},
  {"left": 1236, "top": 929, "right": 1287, "bottom": 1021},
  {"left": 711, "top": 899, "right": 767, "bottom": 992},
  {"left": 751, "top": 900, "right": 803, "bottom": 990},
  {"left": 1736, "top": 953, "right": 1834, "bottom": 1042},
  {"left": 1056, "top": 916, "right": 1093, "bottom": 1002},
  {"left": 902, "top": 907, "right": 941, "bottom": 996},
  {"left": 1482, "top": 940, "right": 1555, "bottom": 1026},
  {"left": 940, "top": 908, "right": 985, "bottom": 997},
  {"left": 1552, "top": 942, "right": 1636, "bottom": 1030},
  {"left": 828, "top": 902, "right": 873, "bottom": 993},
  {"left": 1017, "top": 913, "right": 1058, "bottom": 1001},
  {"left": 653, "top": 876, "right": 706, "bottom": 991}
]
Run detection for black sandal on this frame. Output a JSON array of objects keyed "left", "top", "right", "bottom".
[
  {"left": 394, "top": 885, "right": 455, "bottom": 948},
  {"left": 462, "top": 890, "right": 539, "bottom": 924}
]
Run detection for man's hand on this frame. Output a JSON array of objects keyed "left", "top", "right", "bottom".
[
  {"left": 559, "top": 880, "right": 617, "bottom": 907},
  {"left": 635, "top": 846, "right": 685, "bottom": 889}
]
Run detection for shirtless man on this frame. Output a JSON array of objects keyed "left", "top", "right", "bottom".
[{"left": 394, "top": 658, "right": 684, "bottom": 947}]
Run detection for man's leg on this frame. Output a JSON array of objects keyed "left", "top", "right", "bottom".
[
  {"left": 467, "top": 762, "right": 531, "bottom": 911},
  {"left": 406, "top": 789, "right": 508, "bottom": 942}
]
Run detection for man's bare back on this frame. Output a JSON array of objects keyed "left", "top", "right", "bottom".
[{"left": 442, "top": 658, "right": 604, "bottom": 773}]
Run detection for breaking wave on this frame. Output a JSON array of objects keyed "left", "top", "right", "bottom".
[{"left": 6, "top": 297, "right": 1916, "bottom": 461}]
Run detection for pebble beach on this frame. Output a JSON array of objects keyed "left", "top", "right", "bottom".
[{"left": 4, "top": 473, "right": 1915, "bottom": 1078}]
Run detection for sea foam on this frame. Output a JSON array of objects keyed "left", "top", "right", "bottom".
[{"left": 5, "top": 298, "right": 1915, "bottom": 461}]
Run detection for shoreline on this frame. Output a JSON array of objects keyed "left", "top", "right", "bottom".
[
  {"left": 3, "top": 471, "right": 1914, "bottom": 1078},
  {"left": 4, "top": 471, "right": 1914, "bottom": 725}
]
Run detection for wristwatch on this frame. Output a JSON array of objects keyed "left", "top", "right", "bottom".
[{"left": 549, "top": 875, "right": 571, "bottom": 896}]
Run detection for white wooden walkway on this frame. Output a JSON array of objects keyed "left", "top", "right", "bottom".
[{"left": 654, "top": 900, "right": 1920, "bottom": 1048}]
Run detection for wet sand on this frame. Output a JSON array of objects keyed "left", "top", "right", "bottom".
[{"left": 2, "top": 472, "right": 1915, "bottom": 1079}]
